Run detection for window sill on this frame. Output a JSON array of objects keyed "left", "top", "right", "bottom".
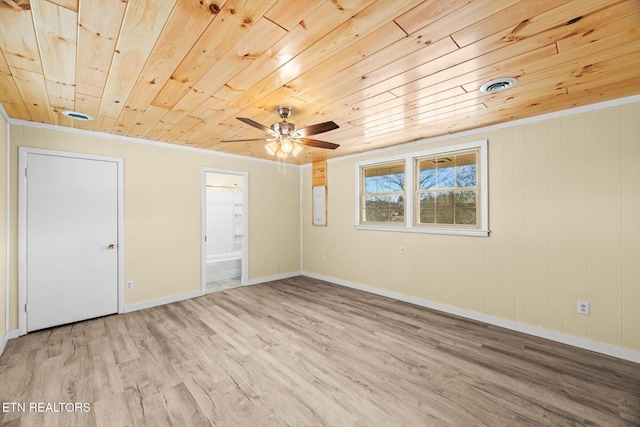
[{"left": 355, "top": 225, "right": 489, "bottom": 237}]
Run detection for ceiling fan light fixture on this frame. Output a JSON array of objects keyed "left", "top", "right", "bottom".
[
  {"left": 265, "top": 140, "right": 280, "bottom": 156},
  {"left": 280, "top": 139, "right": 294, "bottom": 154},
  {"left": 292, "top": 142, "right": 304, "bottom": 157},
  {"left": 480, "top": 77, "right": 517, "bottom": 94}
]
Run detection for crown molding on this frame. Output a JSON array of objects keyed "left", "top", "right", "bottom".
[
  {"left": 7, "top": 93, "right": 640, "bottom": 170},
  {"left": 309, "top": 94, "right": 640, "bottom": 167},
  {"left": 8, "top": 117, "right": 301, "bottom": 169}
]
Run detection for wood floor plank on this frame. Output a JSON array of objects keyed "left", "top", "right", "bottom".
[{"left": 1, "top": 276, "right": 639, "bottom": 426}]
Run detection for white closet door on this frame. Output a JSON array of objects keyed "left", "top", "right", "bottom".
[{"left": 26, "top": 153, "right": 119, "bottom": 331}]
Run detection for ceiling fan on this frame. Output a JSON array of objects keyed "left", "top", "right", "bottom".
[{"left": 222, "top": 106, "right": 339, "bottom": 158}]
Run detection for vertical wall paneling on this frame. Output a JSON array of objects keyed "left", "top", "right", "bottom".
[
  {"left": 457, "top": 235, "right": 476, "bottom": 312},
  {"left": 620, "top": 103, "right": 640, "bottom": 350},
  {"left": 502, "top": 128, "right": 516, "bottom": 321},
  {"left": 524, "top": 121, "right": 551, "bottom": 329},
  {"left": 485, "top": 132, "right": 504, "bottom": 318},
  {"left": 441, "top": 237, "right": 460, "bottom": 307},
  {"left": 512, "top": 126, "right": 527, "bottom": 323},
  {"left": 548, "top": 118, "right": 564, "bottom": 332},
  {"left": 586, "top": 107, "right": 623, "bottom": 346},
  {"left": 302, "top": 100, "right": 640, "bottom": 353},
  {"left": 561, "top": 114, "right": 588, "bottom": 338}
]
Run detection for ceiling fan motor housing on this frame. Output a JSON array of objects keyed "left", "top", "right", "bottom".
[
  {"left": 277, "top": 106, "right": 293, "bottom": 119},
  {"left": 271, "top": 121, "right": 297, "bottom": 136}
]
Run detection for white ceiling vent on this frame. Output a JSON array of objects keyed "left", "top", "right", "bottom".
[
  {"left": 480, "top": 77, "right": 517, "bottom": 94},
  {"left": 62, "top": 110, "right": 93, "bottom": 121}
]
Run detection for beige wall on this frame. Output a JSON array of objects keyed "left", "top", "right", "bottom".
[
  {"left": 0, "top": 113, "right": 6, "bottom": 336},
  {"left": 7, "top": 124, "right": 301, "bottom": 329},
  {"left": 301, "top": 101, "right": 640, "bottom": 352}
]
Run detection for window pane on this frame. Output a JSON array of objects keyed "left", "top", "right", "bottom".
[
  {"left": 419, "top": 192, "right": 435, "bottom": 208},
  {"left": 436, "top": 191, "right": 454, "bottom": 207},
  {"left": 436, "top": 191, "right": 454, "bottom": 223},
  {"left": 385, "top": 174, "right": 405, "bottom": 192},
  {"left": 455, "top": 153, "right": 476, "bottom": 166},
  {"left": 418, "top": 192, "right": 435, "bottom": 224},
  {"left": 455, "top": 191, "right": 476, "bottom": 225},
  {"left": 455, "top": 208, "right": 476, "bottom": 225},
  {"left": 436, "top": 158, "right": 455, "bottom": 189},
  {"left": 364, "top": 195, "right": 404, "bottom": 223},
  {"left": 365, "top": 164, "right": 404, "bottom": 178},
  {"left": 419, "top": 169, "right": 436, "bottom": 190},
  {"left": 365, "top": 178, "right": 378, "bottom": 193},
  {"left": 379, "top": 176, "right": 391, "bottom": 192},
  {"left": 365, "top": 196, "right": 384, "bottom": 222},
  {"left": 365, "top": 174, "right": 404, "bottom": 193},
  {"left": 364, "top": 164, "right": 405, "bottom": 193},
  {"left": 454, "top": 190, "right": 476, "bottom": 207},
  {"left": 456, "top": 164, "right": 476, "bottom": 187},
  {"left": 419, "top": 208, "right": 435, "bottom": 224},
  {"left": 418, "top": 160, "right": 437, "bottom": 189},
  {"left": 436, "top": 208, "right": 454, "bottom": 224}
]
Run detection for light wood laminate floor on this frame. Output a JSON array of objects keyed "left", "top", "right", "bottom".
[{"left": 1, "top": 276, "right": 639, "bottom": 426}]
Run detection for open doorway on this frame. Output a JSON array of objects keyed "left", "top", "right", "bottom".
[{"left": 202, "top": 169, "right": 248, "bottom": 294}]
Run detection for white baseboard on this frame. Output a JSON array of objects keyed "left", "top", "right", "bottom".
[
  {"left": 123, "top": 271, "right": 301, "bottom": 313},
  {"left": 123, "top": 290, "right": 203, "bottom": 313},
  {"left": 302, "top": 271, "right": 640, "bottom": 364},
  {"left": 0, "top": 329, "right": 19, "bottom": 358},
  {"left": 246, "top": 271, "right": 301, "bottom": 286}
]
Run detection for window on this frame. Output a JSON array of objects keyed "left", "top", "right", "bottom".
[
  {"left": 361, "top": 162, "right": 405, "bottom": 224},
  {"left": 356, "top": 140, "right": 488, "bottom": 236},
  {"left": 416, "top": 150, "right": 479, "bottom": 227}
]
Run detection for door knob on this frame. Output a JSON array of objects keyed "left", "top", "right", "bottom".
[{"left": 108, "top": 244, "right": 116, "bottom": 250}]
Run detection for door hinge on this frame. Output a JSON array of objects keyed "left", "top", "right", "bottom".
[
  {"left": 24, "top": 303, "right": 27, "bottom": 313},
  {"left": 24, "top": 168, "right": 28, "bottom": 178},
  {"left": 204, "top": 235, "right": 207, "bottom": 242}
]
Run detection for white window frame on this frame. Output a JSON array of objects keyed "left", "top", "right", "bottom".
[
  {"left": 359, "top": 160, "right": 407, "bottom": 226},
  {"left": 355, "top": 140, "right": 489, "bottom": 237}
]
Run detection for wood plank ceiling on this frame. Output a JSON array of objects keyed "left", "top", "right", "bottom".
[{"left": 0, "top": 0, "right": 639, "bottom": 164}]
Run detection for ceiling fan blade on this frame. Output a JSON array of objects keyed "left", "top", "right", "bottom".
[
  {"left": 221, "top": 138, "right": 275, "bottom": 142},
  {"left": 236, "top": 117, "right": 277, "bottom": 136},
  {"left": 297, "top": 138, "right": 340, "bottom": 150},
  {"left": 295, "top": 121, "right": 339, "bottom": 137}
]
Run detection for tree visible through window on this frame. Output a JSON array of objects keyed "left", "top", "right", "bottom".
[
  {"left": 416, "top": 151, "right": 478, "bottom": 226},
  {"left": 361, "top": 162, "right": 405, "bottom": 223}
]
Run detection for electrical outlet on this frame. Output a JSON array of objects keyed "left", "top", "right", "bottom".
[
  {"left": 577, "top": 301, "right": 590, "bottom": 315},
  {"left": 322, "top": 256, "right": 327, "bottom": 264},
  {"left": 125, "top": 280, "right": 133, "bottom": 290},
  {"left": 400, "top": 245, "right": 406, "bottom": 254}
]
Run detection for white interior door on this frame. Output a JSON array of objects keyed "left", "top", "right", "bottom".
[{"left": 26, "top": 153, "right": 119, "bottom": 331}]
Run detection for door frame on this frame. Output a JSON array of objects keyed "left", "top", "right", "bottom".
[
  {"left": 201, "top": 167, "right": 249, "bottom": 294},
  {"left": 18, "top": 147, "right": 125, "bottom": 335}
]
